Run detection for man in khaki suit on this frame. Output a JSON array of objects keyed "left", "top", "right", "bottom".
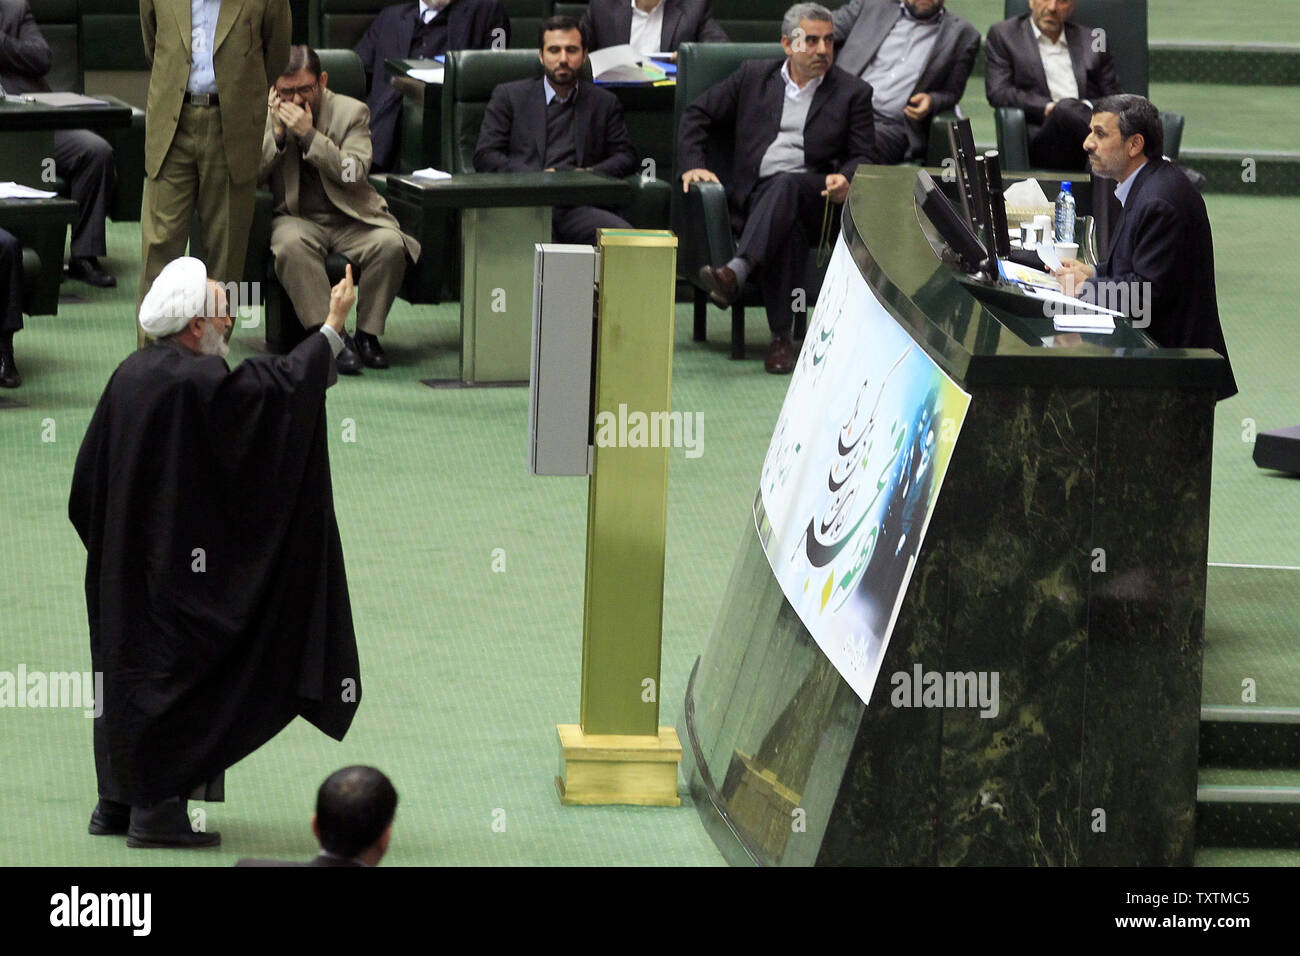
[
  {"left": 261, "top": 46, "right": 420, "bottom": 373},
  {"left": 139, "top": 0, "right": 292, "bottom": 343}
]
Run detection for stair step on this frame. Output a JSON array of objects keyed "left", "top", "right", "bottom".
[
  {"left": 1195, "top": 846, "right": 1300, "bottom": 866},
  {"left": 1196, "top": 761, "right": 1300, "bottom": 847},
  {"left": 1199, "top": 706, "right": 1300, "bottom": 766}
]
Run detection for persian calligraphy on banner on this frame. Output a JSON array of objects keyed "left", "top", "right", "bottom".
[{"left": 755, "top": 235, "right": 971, "bottom": 706}]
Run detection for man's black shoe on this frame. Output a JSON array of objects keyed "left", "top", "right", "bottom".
[
  {"left": 67, "top": 257, "right": 117, "bottom": 288},
  {"left": 126, "top": 798, "right": 221, "bottom": 848},
  {"left": 0, "top": 346, "right": 19, "bottom": 388},
  {"left": 336, "top": 334, "right": 363, "bottom": 375},
  {"left": 354, "top": 330, "right": 389, "bottom": 369},
  {"left": 88, "top": 798, "right": 130, "bottom": 836},
  {"left": 698, "top": 265, "right": 739, "bottom": 307}
]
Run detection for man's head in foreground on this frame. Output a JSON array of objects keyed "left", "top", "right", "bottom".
[
  {"left": 138, "top": 257, "right": 232, "bottom": 357},
  {"left": 782, "top": 4, "right": 835, "bottom": 83},
  {"left": 313, "top": 765, "right": 398, "bottom": 865},
  {"left": 1085, "top": 94, "right": 1163, "bottom": 182}
]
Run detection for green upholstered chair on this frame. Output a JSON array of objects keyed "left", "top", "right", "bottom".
[
  {"left": 549, "top": 1, "right": 588, "bottom": 21},
  {"left": 0, "top": 200, "right": 78, "bottom": 316},
  {"left": 503, "top": 0, "right": 548, "bottom": 48},
  {"left": 709, "top": 0, "right": 786, "bottom": 42},
  {"left": 993, "top": 0, "right": 1185, "bottom": 172},
  {"left": 311, "top": 0, "right": 394, "bottom": 48},
  {"left": 675, "top": 41, "right": 825, "bottom": 359},
  {"left": 443, "top": 48, "right": 670, "bottom": 214},
  {"left": 34, "top": 0, "right": 147, "bottom": 222}
]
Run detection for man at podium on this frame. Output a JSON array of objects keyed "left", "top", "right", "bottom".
[{"left": 1054, "top": 94, "right": 1237, "bottom": 400}]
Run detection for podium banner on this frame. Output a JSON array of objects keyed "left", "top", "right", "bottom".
[{"left": 756, "top": 235, "right": 971, "bottom": 706}]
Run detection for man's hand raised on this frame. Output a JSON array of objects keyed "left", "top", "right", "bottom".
[
  {"left": 277, "top": 100, "right": 314, "bottom": 139},
  {"left": 268, "top": 86, "right": 285, "bottom": 140},
  {"left": 681, "top": 168, "right": 720, "bottom": 192},
  {"left": 325, "top": 265, "right": 356, "bottom": 333}
]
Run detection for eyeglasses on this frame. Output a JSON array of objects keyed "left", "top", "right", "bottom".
[{"left": 276, "top": 83, "right": 317, "bottom": 98}]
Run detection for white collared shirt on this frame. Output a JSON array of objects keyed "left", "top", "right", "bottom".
[
  {"left": 543, "top": 76, "right": 576, "bottom": 105},
  {"left": 1114, "top": 160, "right": 1148, "bottom": 206},
  {"left": 779, "top": 57, "right": 823, "bottom": 103},
  {"left": 420, "top": 0, "right": 446, "bottom": 23},
  {"left": 1030, "top": 19, "right": 1079, "bottom": 103},
  {"left": 629, "top": 0, "right": 666, "bottom": 55}
]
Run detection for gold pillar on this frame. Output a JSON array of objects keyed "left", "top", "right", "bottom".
[{"left": 556, "top": 229, "right": 682, "bottom": 807}]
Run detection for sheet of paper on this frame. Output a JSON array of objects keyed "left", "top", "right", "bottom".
[
  {"left": 407, "top": 68, "right": 444, "bottom": 84},
  {"left": 0, "top": 181, "right": 58, "bottom": 199},
  {"left": 412, "top": 167, "right": 452, "bottom": 180},
  {"left": 1052, "top": 313, "right": 1117, "bottom": 332},
  {"left": 1023, "top": 285, "right": 1125, "bottom": 319},
  {"left": 27, "top": 92, "right": 107, "bottom": 107},
  {"left": 588, "top": 44, "right": 638, "bottom": 78},
  {"left": 1036, "top": 242, "right": 1063, "bottom": 272},
  {"left": 998, "top": 258, "right": 1061, "bottom": 291}
]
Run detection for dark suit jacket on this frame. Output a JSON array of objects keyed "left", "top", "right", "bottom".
[
  {"left": 581, "top": 0, "right": 727, "bottom": 52},
  {"left": 473, "top": 77, "right": 638, "bottom": 178},
  {"left": 1084, "top": 157, "right": 1237, "bottom": 400},
  {"left": 984, "top": 14, "right": 1120, "bottom": 133},
  {"left": 355, "top": 0, "right": 510, "bottom": 170},
  {"left": 677, "top": 59, "right": 875, "bottom": 214},
  {"left": 0, "top": 0, "right": 51, "bottom": 93},
  {"left": 831, "top": 0, "right": 980, "bottom": 159}
]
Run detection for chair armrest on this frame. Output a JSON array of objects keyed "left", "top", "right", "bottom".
[
  {"left": 618, "top": 174, "right": 671, "bottom": 230},
  {"left": 995, "top": 107, "right": 1031, "bottom": 172},
  {"left": 682, "top": 180, "right": 735, "bottom": 275},
  {"left": 1160, "top": 111, "right": 1185, "bottom": 162},
  {"left": 923, "top": 110, "right": 961, "bottom": 167}
]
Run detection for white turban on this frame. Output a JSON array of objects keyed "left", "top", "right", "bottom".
[{"left": 139, "top": 257, "right": 209, "bottom": 337}]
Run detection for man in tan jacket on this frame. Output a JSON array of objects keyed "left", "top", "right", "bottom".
[
  {"left": 260, "top": 46, "right": 420, "bottom": 374},
  {"left": 139, "top": 0, "right": 291, "bottom": 341}
]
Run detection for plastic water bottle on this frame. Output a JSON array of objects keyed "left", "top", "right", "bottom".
[{"left": 1054, "top": 181, "right": 1076, "bottom": 243}]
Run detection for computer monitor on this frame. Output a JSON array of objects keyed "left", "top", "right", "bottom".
[
  {"left": 946, "top": 117, "right": 988, "bottom": 242},
  {"left": 914, "top": 169, "right": 989, "bottom": 275}
]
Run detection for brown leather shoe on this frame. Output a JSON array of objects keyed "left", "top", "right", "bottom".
[
  {"left": 698, "top": 265, "right": 739, "bottom": 307},
  {"left": 764, "top": 336, "right": 796, "bottom": 374}
]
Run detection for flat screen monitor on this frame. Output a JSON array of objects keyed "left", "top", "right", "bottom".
[{"left": 914, "top": 169, "right": 988, "bottom": 274}]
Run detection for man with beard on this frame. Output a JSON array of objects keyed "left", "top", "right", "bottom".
[
  {"left": 473, "top": 16, "right": 639, "bottom": 244},
  {"left": 1053, "top": 95, "right": 1237, "bottom": 400},
  {"left": 831, "top": 0, "right": 981, "bottom": 164},
  {"left": 70, "top": 257, "right": 363, "bottom": 848}
]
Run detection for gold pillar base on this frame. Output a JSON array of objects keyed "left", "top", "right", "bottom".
[{"left": 555, "top": 724, "right": 682, "bottom": 807}]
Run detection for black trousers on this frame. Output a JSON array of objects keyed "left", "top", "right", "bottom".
[
  {"left": 873, "top": 116, "right": 912, "bottom": 165},
  {"left": 1028, "top": 98, "right": 1094, "bottom": 171},
  {"left": 553, "top": 205, "right": 631, "bottom": 246},
  {"left": 0, "top": 228, "right": 22, "bottom": 335},
  {"left": 53, "top": 129, "right": 116, "bottom": 259},
  {"left": 734, "top": 171, "right": 839, "bottom": 338}
]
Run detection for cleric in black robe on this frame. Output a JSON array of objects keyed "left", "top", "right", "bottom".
[{"left": 69, "top": 257, "right": 363, "bottom": 848}]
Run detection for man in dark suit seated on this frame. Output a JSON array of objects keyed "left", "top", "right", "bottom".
[
  {"left": 473, "top": 16, "right": 639, "bottom": 245},
  {"left": 355, "top": 0, "right": 511, "bottom": 172},
  {"left": 830, "top": 0, "right": 979, "bottom": 164},
  {"left": 582, "top": 0, "right": 727, "bottom": 55},
  {"left": 0, "top": 0, "right": 117, "bottom": 287},
  {"left": 679, "top": 2, "right": 875, "bottom": 374},
  {"left": 236, "top": 766, "right": 398, "bottom": 867},
  {"left": 1053, "top": 95, "right": 1237, "bottom": 401},
  {"left": 984, "top": 0, "right": 1120, "bottom": 171}
]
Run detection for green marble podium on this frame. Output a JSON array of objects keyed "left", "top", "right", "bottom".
[{"left": 679, "top": 164, "right": 1228, "bottom": 866}]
